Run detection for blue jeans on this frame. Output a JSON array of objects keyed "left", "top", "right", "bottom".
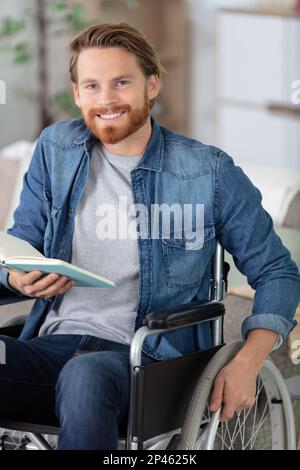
[{"left": 0, "top": 332, "right": 156, "bottom": 449}]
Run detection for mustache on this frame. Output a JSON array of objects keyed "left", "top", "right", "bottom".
[{"left": 88, "top": 104, "right": 131, "bottom": 117}]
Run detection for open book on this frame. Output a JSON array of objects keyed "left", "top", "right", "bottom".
[{"left": 0, "top": 231, "right": 115, "bottom": 288}]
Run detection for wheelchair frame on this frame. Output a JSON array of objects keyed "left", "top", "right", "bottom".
[
  {"left": 127, "top": 242, "right": 226, "bottom": 449},
  {"left": 0, "top": 242, "right": 296, "bottom": 450}
]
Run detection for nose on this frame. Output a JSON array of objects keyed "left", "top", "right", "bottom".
[{"left": 97, "top": 86, "right": 117, "bottom": 107}]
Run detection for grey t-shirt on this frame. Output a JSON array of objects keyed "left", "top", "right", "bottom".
[{"left": 38, "top": 144, "right": 142, "bottom": 345}]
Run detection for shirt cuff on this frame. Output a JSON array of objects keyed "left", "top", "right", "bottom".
[
  {"left": 0, "top": 267, "right": 24, "bottom": 297},
  {"left": 241, "top": 313, "right": 297, "bottom": 344}
]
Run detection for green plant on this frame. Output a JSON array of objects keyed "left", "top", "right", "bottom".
[{"left": 0, "top": 0, "right": 139, "bottom": 134}]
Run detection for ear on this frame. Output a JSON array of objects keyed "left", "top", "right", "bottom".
[
  {"left": 147, "top": 75, "right": 160, "bottom": 101},
  {"left": 72, "top": 82, "right": 81, "bottom": 108}
]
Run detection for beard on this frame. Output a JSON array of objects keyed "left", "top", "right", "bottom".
[{"left": 81, "top": 89, "right": 150, "bottom": 145}]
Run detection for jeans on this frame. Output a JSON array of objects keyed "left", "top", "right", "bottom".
[{"left": 0, "top": 332, "right": 156, "bottom": 449}]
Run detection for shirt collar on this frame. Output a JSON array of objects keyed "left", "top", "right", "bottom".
[{"left": 73, "top": 117, "right": 164, "bottom": 173}]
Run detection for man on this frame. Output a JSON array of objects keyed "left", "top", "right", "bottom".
[{"left": 0, "top": 23, "right": 299, "bottom": 450}]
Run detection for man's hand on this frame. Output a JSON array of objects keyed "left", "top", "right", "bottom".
[
  {"left": 5, "top": 268, "right": 76, "bottom": 299},
  {"left": 210, "top": 329, "right": 279, "bottom": 421},
  {"left": 209, "top": 355, "right": 257, "bottom": 421}
]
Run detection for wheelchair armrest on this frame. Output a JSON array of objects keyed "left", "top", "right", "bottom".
[
  {"left": 0, "top": 283, "right": 29, "bottom": 306},
  {"left": 144, "top": 300, "right": 225, "bottom": 330}
]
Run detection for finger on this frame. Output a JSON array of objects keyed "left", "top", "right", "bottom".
[
  {"left": 45, "top": 279, "right": 76, "bottom": 297},
  {"left": 31, "top": 275, "right": 70, "bottom": 297},
  {"left": 22, "top": 273, "right": 59, "bottom": 296},
  {"left": 22, "top": 270, "right": 46, "bottom": 285},
  {"left": 236, "top": 398, "right": 255, "bottom": 412},
  {"left": 37, "top": 278, "right": 75, "bottom": 298},
  {"left": 220, "top": 386, "right": 238, "bottom": 421},
  {"left": 235, "top": 406, "right": 246, "bottom": 413},
  {"left": 5, "top": 268, "right": 44, "bottom": 282},
  {"left": 19, "top": 271, "right": 47, "bottom": 295},
  {"left": 27, "top": 272, "right": 60, "bottom": 292},
  {"left": 210, "top": 378, "right": 224, "bottom": 412},
  {"left": 220, "top": 402, "right": 236, "bottom": 422},
  {"left": 56, "top": 280, "right": 76, "bottom": 295}
]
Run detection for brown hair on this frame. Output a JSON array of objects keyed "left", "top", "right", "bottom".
[{"left": 69, "top": 23, "right": 164, "bottom": 106}]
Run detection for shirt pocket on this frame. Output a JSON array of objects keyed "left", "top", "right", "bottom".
[{"left": 161, "top": 225, "right": 215, "bottom": 288}]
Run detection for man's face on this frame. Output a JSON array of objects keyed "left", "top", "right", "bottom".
[{"left": 73, "top": 47, "right": 159, "bottom": 145}]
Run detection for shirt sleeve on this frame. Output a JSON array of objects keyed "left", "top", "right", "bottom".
[
  {"left": 0, "top": 136, "right": 48, "bottom": 296},
  {"left": 0, "top": 268, "right": 26, "bottom": 297},
  {"left": 214, "top": 148, "right": 300, "bottom": 342},
  {"left": 5, "top": 135, "right": 48, "bottom": 253}
]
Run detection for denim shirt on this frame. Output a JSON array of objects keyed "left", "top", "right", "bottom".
[{"left": 1, "top": 118, "right": 299, "bottom": 361}]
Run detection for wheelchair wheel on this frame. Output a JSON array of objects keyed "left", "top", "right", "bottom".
[
  {"left": 0, "top": 429, "right": 57, "bottom": 450},
  {"left": 176, "top": 341, "right": 296, "bottom": 450}
]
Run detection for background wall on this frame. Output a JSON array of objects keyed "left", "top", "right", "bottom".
[
  {"left": 187, "top": 0, "right": 256, "bottom": 144},
  {"left": 0, "top": 0, "right": 71, "bottom": 146},
  {"left": 0, "top": 0, "right": 256, "bottom": 148},
  {"left": 0, "top": 0, "right": 38, "bottom": 145},
  {"left": 0, "top": 0, "right": 299, "bottom": 169}
]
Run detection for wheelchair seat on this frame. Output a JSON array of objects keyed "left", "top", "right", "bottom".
[{"left": 0, "top": 299, "right": 225, "bottom": 448}]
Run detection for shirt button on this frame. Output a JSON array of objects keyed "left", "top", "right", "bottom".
[
  {"left": 59, "top": 248, "right": 65, "bottom": 255},
  {"left": 68, "top": 208, "right": 74, "bottom": 216}
]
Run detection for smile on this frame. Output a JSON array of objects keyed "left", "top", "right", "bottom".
[{"left": 97, "top": 111, "right": 125, "bottom": 121}]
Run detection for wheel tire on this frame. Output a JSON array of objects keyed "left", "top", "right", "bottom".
[{"left": 175, "top": 340, "right": 296, "bottom": 450}]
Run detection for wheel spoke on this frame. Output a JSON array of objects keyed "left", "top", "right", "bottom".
[
  {"left": 212, "top": 379, "right": 272, "bottom": 450},
  {"left": 184, "top": 349, "right": 290, "bottom": 451}
]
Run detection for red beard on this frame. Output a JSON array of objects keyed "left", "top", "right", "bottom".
[{"left": 82, "top": 91, "right": 150, "bottom": 145}]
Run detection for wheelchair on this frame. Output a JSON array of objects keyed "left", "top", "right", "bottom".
[{"left": 0, "top": 242, "right": 296, "bottom": 450}]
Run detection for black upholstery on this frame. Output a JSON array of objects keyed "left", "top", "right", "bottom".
[{"left": 130, "top": 344, "right": 223, "bottom": 442}]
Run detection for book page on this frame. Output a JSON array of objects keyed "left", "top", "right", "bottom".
[{"left": 0, "top": 231, "right": 44, "bottom": 260}]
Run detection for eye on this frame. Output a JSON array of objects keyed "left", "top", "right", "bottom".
[
  {"left": 116, "top": 80, "right": 129, "bottom": 87},
  {"left": 86, "top": 83, "right": 97, "bottom": 90}
]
